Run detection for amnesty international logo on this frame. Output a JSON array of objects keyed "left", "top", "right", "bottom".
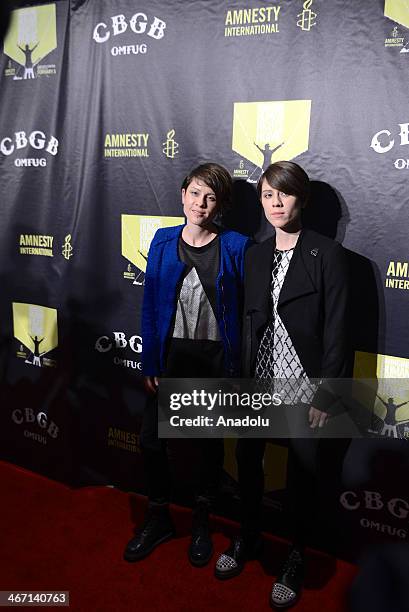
[
  {"left": 19, "top": 234, "right": 53, "bottom": 257},
  {"left": 107, "top": 427, "right": 140, "bottom": 453},
  {"left": 3, "top": 4, "right": 57, "bottom": 80},
  {"left": 385, "top": 260, "right": 409, "bottom": 290},
  {"left": 385, "top": 25, "right": 405, "bottom": 48},
  {"left": 13, "top": 303, "right": 58, "bottom": 368},
  {"left": 384, "top": 0, "right": 409, "bottom": 29},
  {"left": 104, "top": 133, "right": 149, "bottom": 158},
  {"left": 121, "top": 215, "right": 184, "bottom": 284},
  {"left": 62, "top": 234, "right": 73, "bottom": 260},
  {"left": 354, "top": 352, "right": 409, "bottom": 439},
  {"left": 232, "top": 100, "right": 311, "bottom": 183},
  {"left": 162, "top": 130, "right": 179, "bottom": 159},
  {"left": 297, "top": 0, "right": 317, "bottom": 31},
  {"left": 224, "top": 6, "right": 281, "bottom": 37}
]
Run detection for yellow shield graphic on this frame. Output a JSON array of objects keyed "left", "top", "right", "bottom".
[
  {"left": 13, "top": 302, "right": 58, "bottom": 356},
  {"left": 384, "top": 0, "right": 409, "bottom": 29},
  {"left": 232, "top": 100, "right": 311, "bottom": 167},
  {"left": 4, "top": 4, "right": 57, "bottom": 67},
  {"left": 121, "top": 215, "right": 184, "bottom": 273},
  {"left": 354, "top": 351, "right": 409, "bottom": 429}
]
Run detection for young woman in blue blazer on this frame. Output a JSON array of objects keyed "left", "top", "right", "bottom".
[{"left": 124, "top": 163, "right": 250, "bottom": 567}]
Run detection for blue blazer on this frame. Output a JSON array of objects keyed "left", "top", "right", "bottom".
[{"left": 142, "top": 225, "right": 251, "bottom": 377}]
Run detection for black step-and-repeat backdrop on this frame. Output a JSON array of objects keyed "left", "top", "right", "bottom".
[{"left": 1, "top": 0, "right": 409, "bottom": 558}]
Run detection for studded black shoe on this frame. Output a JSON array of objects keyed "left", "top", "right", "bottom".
[
  {"left": 123, "top": 504, "right": 175, "bottom": 562},
  {"left": 215, "top": 536, "right": 262, "bottom": 579},
  {"left": 270, "top": 547, "right": 305, "bottom": 608}
]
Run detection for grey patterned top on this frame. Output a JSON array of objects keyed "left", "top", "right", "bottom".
[
  {"left": 172, "top": 267, "right": 221, "bottom": 340},
  {"left": 255, "top": 248, "right": 315, "bottom": 404}
]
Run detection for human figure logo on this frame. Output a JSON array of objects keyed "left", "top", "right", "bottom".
[
  {"left": 3, "top": 5, "right": 57, "bottom": 81},
  {"left": 231, "top": 100, "right": 311, "bottom": 183},
  {"left": 13, "top": 302, "right": 58, "bottom": 368},
  {"left": 62, "top": 234, "right": 73, "bottom": 260},
  {"left": 121, "top": 215, "right": 184, "bottom": 284},
  {"left": 354, "top": 351, "right": 409, "bottom": 438},
  {"left": 297, "top": 0, "right": 317, "bottom": 32},
  {"left": 162, "top": 129, "right": 179, "bottom": 159},
  {"left": 369, "top": 394, "right": 409, "bottom": 438}
]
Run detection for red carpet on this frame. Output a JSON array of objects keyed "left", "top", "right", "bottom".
[{"left": 0, "top": 461, "right": 357, "bottom": 611}]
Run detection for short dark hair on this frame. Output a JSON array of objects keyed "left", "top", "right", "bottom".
[
  {"left": 257, "top": 161, "right": 310, "bottom": 206},
  {"left": 182, "top": 163, "right": 232, "bottom": 213}
]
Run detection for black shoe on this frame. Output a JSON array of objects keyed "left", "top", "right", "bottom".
[
  {"left": 215, "top": 536, "right": 262, "bottom": 580},
  {"left": 123, "top": 505, "right": 175, "bottom": 562},
  {"left": 270, "top": 547, "right": 305, "bottom": 608},
  {"left": 188, "top": 503, "right": 213, "bottom": 567}
]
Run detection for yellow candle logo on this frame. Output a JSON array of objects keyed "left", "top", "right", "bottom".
[
  {"left": 162, "top": 129, "right": 179, "bottom": 159},
  {"left": 297, "top": 1, "right": 317, "bottom": 32}
]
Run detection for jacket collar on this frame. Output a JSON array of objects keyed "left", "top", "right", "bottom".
[
  {"left": 248, "top": 236, "right": 275, "bottom": 316},
  {"left": 278, "top": 229, "right": 317, "bottom": 307},
  {"left": 250, "top": 229, "right": 318, "bottom": 317},
  {"left": 164, "top": 223, "right": 227, "bottom": 284}
]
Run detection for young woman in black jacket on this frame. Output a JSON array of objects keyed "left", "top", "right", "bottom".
[{"left": 215, "top": 161, "right": 350, "bottom": 609}]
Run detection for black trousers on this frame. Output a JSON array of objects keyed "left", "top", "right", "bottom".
[
  {"left": 236, "top": 435, "right": 321, "bottom": 547},
  {"left": 140, "top": 338, "right": 225, "bottom": 508},
  {"left": 140, "top": 396, "right": 224, "bottom": 506}
]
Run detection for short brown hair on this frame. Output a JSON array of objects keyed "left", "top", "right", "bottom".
[
  {"left": 182, "top": 163, "right": 232, "bottom": 213},
  {"left": 257, "top": 161, "right": 310, "bottom": 206}
]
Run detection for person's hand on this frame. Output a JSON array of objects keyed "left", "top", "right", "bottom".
[
  {"left": 308, "top": 405, "right": 328, "bottom": 428},
  {"left": 144, "top": 376, "right": 159, "bottom": 395}
]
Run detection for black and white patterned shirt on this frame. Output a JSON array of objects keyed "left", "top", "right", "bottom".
[{"left": 255, "top": 248, "right": 315, "bottom": 404}]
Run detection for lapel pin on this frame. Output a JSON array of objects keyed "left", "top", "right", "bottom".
[{"left": 310, "top": 248, "right": 319, "bottom": 257}]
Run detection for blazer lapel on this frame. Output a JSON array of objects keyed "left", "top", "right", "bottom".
[
  {"left": 278, "top": 230, "right": 317, "bottom": 308},
  {"left": 162, "top": 226, "right": 186, "bottom": 289},
  {"left": 247, "top": 236, "right": 274, "bottom": 319}
]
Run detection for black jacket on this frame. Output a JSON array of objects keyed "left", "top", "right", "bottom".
[{"left": 243, "top": 228, "right": 350, "bottom": 412}]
